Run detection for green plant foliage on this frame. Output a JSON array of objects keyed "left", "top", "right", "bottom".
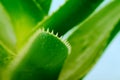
[
  {"left": 0, "top": 3, "right": 16, "bottom": 51},
  {"left": 107, "top": 20, "right": 120, "bottom": 44},
  {"left": 0, "top": 42, "right": 14, "bottom": 80},
  {"left": 0, "top": 0, "right": 120, "bottom": 80},
  {"left": 2, "top": 30, "right": 69, "bottom": 80},
  {"left": 36, "top": 0, "right": 103, "bottom": 36},
  {"left": 0, "top": 0, "right": 52, "bottom": 44},
  {"left": 0, "top": 43, "right": 14, "bottom": 68},
  {"left": 59, "top": 1, "right": 120, "bottom": 80},
  {"left": 34, "top": 0, "right": 52, "bottom": 14}
]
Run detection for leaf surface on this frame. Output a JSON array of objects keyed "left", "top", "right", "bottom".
[
  {"left": 0, "top": 42, "right": 14, "bottom": 79},
  {"left": 36, "top": 0, "right": 103, "bottom": 36},
  {"left": 2, "top": 30, "right": 70, "bottom": 80},
  {"left": 0, "top": 3, "right": 16, "bottom": 51},
  {"left": 0, "top": 0, "right": 52, "bottom": 45},
  {"left": 59, "top": 1, "right": 120, "bottom": 80},
  {"left": 34, "top": 0, "right": 52, "bottom": 14}
]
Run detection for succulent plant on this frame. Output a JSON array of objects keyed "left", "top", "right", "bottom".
[{"left": 0, "top": 0, "right": 120, "bottom": 80}]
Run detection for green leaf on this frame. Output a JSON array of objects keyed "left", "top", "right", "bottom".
[
  {"left": 59, "top": 1, "right": 120, "bottom": 80},
  {"left": 2, "top": 30, "right": 70, "bottom": 80},
  {"left": 107, "top": 20, "right": 120, "bottom": 44},
  {"left": 79, "top": 20, "right": 120, "bottom": 80},
  {"left": 0, "top": 43, "right": 14, "bottom": 69},
  {"left": 34, "top": 0, "right": 52, "bottom": 14},
  {"left": 36, "top": 0, "right": 103, "bottom": 36},
  {"left": 0, "top": 42, "right": 14, "bottom": 79},
  {"left": 0, "top": 3, "right": 16, "bottom": 51},
  {"left": 0, "top": 0, "right": 52, "bottom": 45}
]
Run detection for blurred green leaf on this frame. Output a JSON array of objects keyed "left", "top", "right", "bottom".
[
  {"left": 80, "top": 20, "right": 120, "bottom": 80},
  {"left": 107, "top": 20, "right": 120, "bottom": 44},
  {"left": 0, "top": 3, "right": 16, "bottom": 51},
  {"left": 0, "top": 42, "right": 14, "bottom": 79},
  {"left": 0, "top": 0, "right": 120, "bottom": 80},
  {"left": 34, "top": 0, "right": 52, "bottom": 14},
  {"left": 59, "top": 1, "right": 120, "bottom": 80},
  {"left": 36, "top": 0, "right": 103, "bottom": 36},
  {"left": 0, "top": 0, "right": 52, "bottom": 45},
  {"left": 0, "top": 43, "right": 14, "bottom": 69},
  {"left": 2, "top": 30, "right": 69, "bottom": 80}
]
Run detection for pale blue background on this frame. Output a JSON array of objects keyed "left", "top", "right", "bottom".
[{"left": 49, "top": 0, "right": 120, "bottom": 80}]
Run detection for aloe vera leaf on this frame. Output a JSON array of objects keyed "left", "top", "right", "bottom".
[
  {"left": 58, "top": 1, "right": 120, "bottom": 80},
  {"left": 3, "top": 30, "right": 70, "bottom": 80},
  {"left": 36, "top": 0, "right": 103, "bottom": 36},
  {"left": 0, "top": 3, "right": 16, "bottom": 51},
  {"left": 0, "top": 42, "right": 15, "bottom": 79},
  {"left": 34, "top": 0, "right": 52, "bottom": 14},
  {"left": 107, "top": 20, "right": 120, "bottom": 44},
  {"left": 0, "top": 0, "right": 52, "bottom": 44},
  {"left": 78, "top": 20, "right": 120, "bottom": 80}
]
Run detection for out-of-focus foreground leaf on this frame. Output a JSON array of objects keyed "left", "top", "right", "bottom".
[
  {"left": 2, "top": 30, "right": 70, "bottom": 80},
  {"left": 0, "top": 0, "right": 52, "bottom": 46},
  {"left": 35, "top": 0, "right": 103, "bottom": 36},
  {"left": 79, "top": 20, "right": 120, "bottom": 80},
  {"left": 0, "top": 42, "right": 14, "bottom": 79},
  {"left": 59, "top": 1, "right": 120, "bottom": 80},
  {"left": 34, "top": 0, "right": 52, "bottom": 14},
  {"left": 0, "top": 3, "right": 16, "bottom": 51}
]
